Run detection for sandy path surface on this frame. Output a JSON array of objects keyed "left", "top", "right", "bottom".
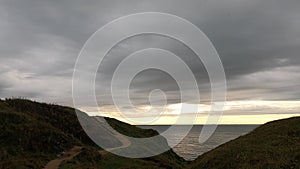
[
  {"left": 44, "top": 146, "right": 82, "bottom": 169},
  {"left": 44, "top": 117, "right": 132, "bottom": 168},
  {"left": 99, "top": 134, "right": 131, "bottom": 155},
  {"left": 44, "top": 134, "right": 131, "bottom": 168},
  {"left": 95, "top": 117, "right": 132, "bottom": 155}
]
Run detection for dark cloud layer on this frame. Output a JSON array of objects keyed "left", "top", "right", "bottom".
[{"left": 1, "top": 0, "right": 300, "bottom": 113}]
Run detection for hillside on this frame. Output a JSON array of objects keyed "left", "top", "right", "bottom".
[
  {"left": 0, "top": 99, "right": 185, "bottom": 169},
  {"left": 189, "top": 116, "right": 300, "bottom": 169},
  {"left": 1, "top": 98, "right": 299, "bottom": 169}
]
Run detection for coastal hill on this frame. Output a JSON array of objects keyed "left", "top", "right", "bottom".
[
  {"left": 189, "top": 116, "right": 300, "bottom": 169},
  {"left": 0, "top": 99, "right": 185, "bottom": 169},
  {"left": 0, "top": 98, "right": 299, "bottom": 169}
]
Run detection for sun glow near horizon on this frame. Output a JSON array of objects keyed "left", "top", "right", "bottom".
[{"left": 82, "top": 100, "right": 300, "bottom": 125}]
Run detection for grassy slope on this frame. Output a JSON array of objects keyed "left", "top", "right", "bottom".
[
  {"left": 0, "top": 99, "right": 185, "bottom": 169},
  {"left": 0, "top": 99, "right": 97, "bottom": 168},
  {"left": 189, "top": 117, "right": 300, "bottom": 169},
  {"left": 2, "top": 98, "right": 299, "bottom": 169},
  {"left": 105, "top": 117, "right": 187, "bottom": 168}
]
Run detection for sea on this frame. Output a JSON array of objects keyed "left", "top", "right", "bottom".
[{"left": 139, "top": 125, "right": 258, "bottom": 161}]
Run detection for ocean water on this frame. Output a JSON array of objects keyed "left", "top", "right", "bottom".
[{"left": 139, "top": 125, "right": 258, "bottom": 160}]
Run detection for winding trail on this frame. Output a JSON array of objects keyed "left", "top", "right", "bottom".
[
  {"left": 44, "top": 146, "right": 82, "bottom": 169},
  {"left": 95, "top": 117, "right": 131, "bottom": 155},
  {"left": 44, "top": 117, "right": 131, "bottom": 168},
  {"left": 99, "top": 133, "right": 131, "bottom": 155}
]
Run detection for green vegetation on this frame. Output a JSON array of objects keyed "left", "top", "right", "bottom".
[
  {"left": 189, "top": 117, "right": 300, "bottom": 169},
  {"left": 105, "top": 117, "right": 158, "bottom": 138},
  {"left": 60, "top": 147, "right": 167, "bottom": 169},
  {"left": 59, "top": 147, "right": 102, "bottom": 169},
  {"left": 0, "top": 99, "right": 185, "bottom": 169},
  {"left": 1, "top": 98, "right": 299, "bottom": 169},
  {"left": 0, "top": 99, "right": 97, "bottom": 168}
]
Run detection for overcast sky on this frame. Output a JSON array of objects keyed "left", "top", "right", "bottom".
[{"left": 1, "top": 0, "right": 300, "bottom": 124}]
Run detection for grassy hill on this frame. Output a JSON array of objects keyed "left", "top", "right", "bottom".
[
  {"left": 188, "top": 117, "right": 300, "bottom": 169},
  {"left": 0, "top": 99, "right": 89, "bottom": 168},
  {"left": 0, "top": 99, "right": 185, "bottom": 169},
  {"left": 1, "top": 98, "right": 299, "bottom": 169}
]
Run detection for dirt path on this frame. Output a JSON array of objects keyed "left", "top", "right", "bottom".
[
  {"left": 99, "top": 134, "right": 131, "bottom": 155},
  {"left": 44, "top": 146, "right": 82, "bottom": 169},
  {"left": 95, "top": 117, "right": 132, "bottom": 155},
  {"left": 44, "top": 135, "right": 131, "bottom": 169},
  {"left": 44, "top": 117, "right": 132, "bottom": 168}
]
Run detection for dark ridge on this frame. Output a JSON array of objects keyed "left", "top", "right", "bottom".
[
  {"left": 0, "top": 99, "right": 186, "bottom": 169},
  {"left": 189, "top": 116, "right": 300, "bottom": 169},
  {"left": 1, "top": 98, "right": 299, "bottom": 169}
]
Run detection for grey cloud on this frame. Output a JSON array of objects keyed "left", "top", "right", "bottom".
[{"left": 1, "top": 0, "right": 300, "bottom": 116}]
